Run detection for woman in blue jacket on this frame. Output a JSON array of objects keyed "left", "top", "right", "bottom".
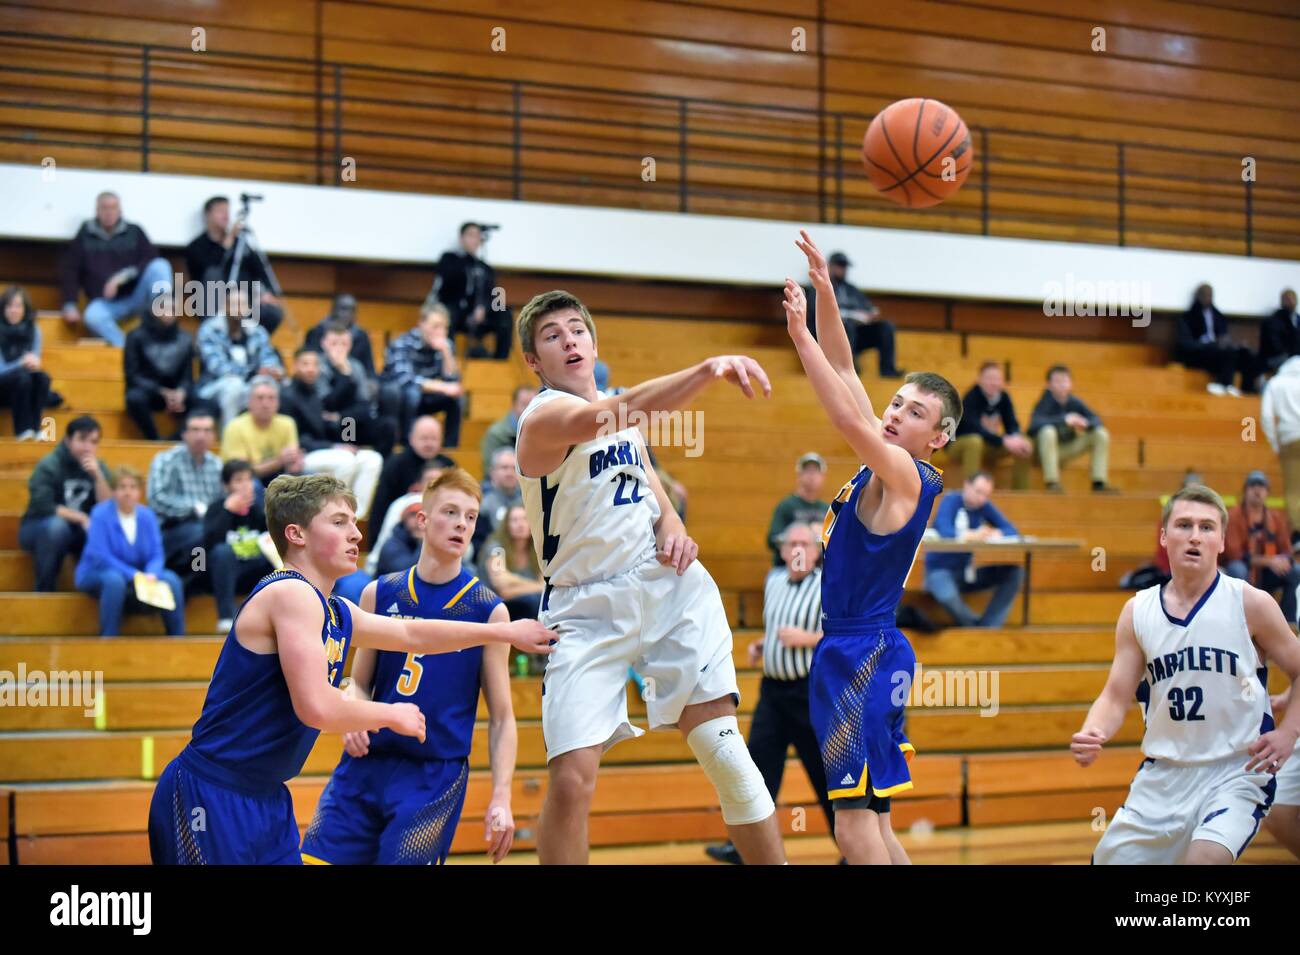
[{"left": 75, "top": 465, "right": 186, "bottom": 636}]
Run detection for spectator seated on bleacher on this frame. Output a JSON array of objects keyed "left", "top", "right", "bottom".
[
  {"left": 949, "top": 361, "right": 1033, "bottom": 490},
  {"left": 1258, "top": 288, "right": 1300, "bottom": 379},
  {"left": 75, "top": 465, "right": 185, "bottom": 637},
  {"left": 183, "top": 195, "right": 284, "bottom": 334},
  {"left": 1222, "top": 470, "right": 1300, "bottom": 624},
  {"left": 766, "top": 452, "right": 829, "bottom": 566},
  {"left": 366, "top": 458, "right": 448, "bottom": 577},
  {"left": 146, "top": 409, "right": 223, "bottom": 578},
  {"left": 381, "top": 303, "right": 463, "bottom": 447},
  {"left": 923, "top": 470, "right": 1024, "bottom": 629},
  {"left": 376, "top": 500, "right": 424, "bottom": 577},
  {"left": 220, "top": 376, "right": 304, "bottom": 485},
  {"left": 480, "top": 504, "right": 544, "bottom": 620},
  {"left": 480, "top": 384, "right": 537, "bottom": 474},
  {"left": 1173, "top": 283, "right": 1257, "bottom": 397},
  {"left": 0, "top": 286, "right": 52, "bottom": 440},
  {"left": 430, "top": 222, "right": 512, "bottom": 360},
  {"left": 805, "top": 251, "right": 902, "bottom": 378},
  {"left": 473, "top": 447, "right": 523, "bottom": 553},
  {"left": 1028, "top": 364, "right": 1114, "bottom": 494},
  {"left": 123, "top": 296, "right": 199, "bottom": 440},
  {"left": 196, "top": 288, "right": 284, "bottom": 427},
  {"left": 60, "top": 191, "right": 172, "bottom": 348},
  {"left": 204, "top": 459, "right": 275, "bottom": 632},
  {"left": 1261, "top": 354, "right": 1300, "bottom": 537},
  {"left": 303, "top": 293, "right": 377, "bottom": 379},
  {"left": 281, "top": 347, "right": 384, "bottom": 521},
  {"left": 368, "top": 416, "right": 455, "bottom": 549},
  {"left": 20, "top": 415, "right": 111, "bottom": 591},
  {"left": 316, "top": 320, "right": 396, "bottom": 459}
]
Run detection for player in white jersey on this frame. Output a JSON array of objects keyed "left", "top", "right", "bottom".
[
  {"left": 514, "top": 289, "right": 786, "bottom": 865},
  {"left": 1072, "top": 484, "right": 1300, "bottom": 864},
  {"left": 1264, "top": 684, "right": 1300, "bottom": 859}
]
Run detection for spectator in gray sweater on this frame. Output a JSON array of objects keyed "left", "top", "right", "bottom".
[
  {"left": 196, "top": 287, "right": 284, "bottom": 426},
  {"left": 1028, "top": 365, "right": 1113, "bottom": 493}
]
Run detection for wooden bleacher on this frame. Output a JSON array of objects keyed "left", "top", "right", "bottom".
[
  {"left": 0, "top": 238, "right": 1294, "bottom": 864},
  {"left": 2, "top": 5, "right": 1298, "bottom": 258}
]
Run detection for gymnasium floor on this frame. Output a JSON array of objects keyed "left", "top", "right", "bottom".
[{"left": 450, "top": 822, "right": 1295, "bottom": 865}]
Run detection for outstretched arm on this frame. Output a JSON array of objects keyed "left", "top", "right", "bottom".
[
  {"left": 481, "top": 604, "right": 518, "bottom": 863},
  {"left": 784, "top": 279, "right": 917, "bottom": 494},
  {"left": 517, "top": 356, "right": 771, "bottom": 477},
  {"left": 795, "top": 230, "right": 875, "bottom": 425},
  {"left": 1072, "top": 599, "right": 1143, "bottom": 766},
  {"left": 347, "top": 598, "right": 555, "bottom": 656}
]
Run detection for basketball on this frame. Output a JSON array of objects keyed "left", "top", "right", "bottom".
[{"left": 862, "top": 97, "right": 974, "bottom": 208}]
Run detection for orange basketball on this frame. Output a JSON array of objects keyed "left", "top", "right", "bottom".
[{"left": 861, "top": 98, "right": 973, "bottom": 208}]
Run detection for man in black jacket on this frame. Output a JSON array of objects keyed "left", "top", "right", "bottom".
[
  {"left": 1173, "top": 283, "right": 1256, "bottom": 396},
  {"left": 316, "top": 321, "right": 396, "bottom": 458},
  {"left": 430, "top": 222, "right": 511, "bottom": 359},
  {"left": 1259, "top": 288, "right": 1300, "bottom": 378},
  {"left": 281, "top": 347, "right": 384, "bottom": 521},
  {"left": 948, "top": 361, "right": 1034, "bottom": 489},
  {"left": 123, "top": 297, "right": 200, "bottom": 440},
  {"left": 367, "top": 415, "right": 455, "bottom": 548},
  {"left": 61, "top": 192, "right": 173, "bottom": 348},
  {"left": 302, "top": 294, "right": 377, "bottom": 378},
  {"left": 183, "top": 196, "right": 284, "bottom": 335},
  {"left": 1029, "top": 365, "right": 1114, "bottom": 493},
  {"left": 203, "top": 459, "right": 274, "bottom": 631},
  {"left": 19, "top": 415, "right": 113, "bottom": 590}
]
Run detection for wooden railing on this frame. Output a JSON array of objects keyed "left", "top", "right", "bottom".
[{"left": 2, "top": 31, "right": 1298, "bottom": 258}]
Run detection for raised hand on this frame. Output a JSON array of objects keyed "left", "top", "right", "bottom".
[
  {"left": 795, "top": 229, "right": 832, "bottom": 290},
  {"left": 705, "top": 355, "right": 772, "bottom": 399},
  {"left": 782, "top": 279, "right": 812, "bottom": 342}
]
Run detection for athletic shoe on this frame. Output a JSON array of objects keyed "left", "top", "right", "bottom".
[{"left": 705, "top": 841, "right": 743, "bottom": 865}]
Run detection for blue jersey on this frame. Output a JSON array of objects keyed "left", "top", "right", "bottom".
[
  {"left": 185, "top": 569, "right": 352, "bottom": 788},
  {"left": 819, "top": 459, "right": 944, "bottom": 626},
  {"left": 368, "top": 565, "right": 502, "bottom": 760}
]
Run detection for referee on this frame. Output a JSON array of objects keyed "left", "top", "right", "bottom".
[{"left": 706, "top": 521, "right": 836, "bottom": 864}]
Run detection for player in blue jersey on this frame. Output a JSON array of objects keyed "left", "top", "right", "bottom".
[
  {"left": 783, "top": 231, "right": 962, "bottom": 864},
  {"left": 300, "top": 469, "right": 518, "bottom": 865},
  {"left": 147, "top": 473, "right": 552, "bottom": 865}
]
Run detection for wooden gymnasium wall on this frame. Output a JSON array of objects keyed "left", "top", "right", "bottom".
[{"left": 0, "top": 0, "right": 1298, "bottom": 256}]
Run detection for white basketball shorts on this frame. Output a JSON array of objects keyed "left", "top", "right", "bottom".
[
  {"left": 1093, "top": 753, "right": 1276, "bottom": 864},
  {"left": 539, "top": 555, "right": 739, "bottom": 762}
]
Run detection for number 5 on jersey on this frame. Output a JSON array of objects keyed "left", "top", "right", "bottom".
[{"left": 396, "top": 654, "right": 424, "bottom": 695}]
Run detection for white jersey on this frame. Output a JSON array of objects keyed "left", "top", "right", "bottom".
[
  {"left": 1131, "top": 573, "right": 1271, "bottom": 763},
  {"left": 516, "top": 389, "right": 661, "bottom": 588}
]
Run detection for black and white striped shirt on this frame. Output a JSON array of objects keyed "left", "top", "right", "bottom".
[{"left": 762, "top": 566, "right": 822, "bottom": 680}]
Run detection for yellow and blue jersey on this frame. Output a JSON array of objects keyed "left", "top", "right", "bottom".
[
  {"left": 299, "top": 564, "right": 502, "bottom": 865},
  {"left": 367, "top": 565, "right": 501, "bottom": 760},
  {"left": 810, "top": 459, "right": 942, "bottom": 803},
  {"left": 148, "top": 569, "right": 352, "bottom": 864}
]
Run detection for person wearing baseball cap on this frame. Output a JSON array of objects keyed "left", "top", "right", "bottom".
[
  {"left": 767, "top": 452, "right": 830, "bottom": 566},
  {"left": 804, "top": 251, "right": 903, "bottom": 378},
  {"left": 1223, "top": 469, "right": 1300, "bottom": 623}
]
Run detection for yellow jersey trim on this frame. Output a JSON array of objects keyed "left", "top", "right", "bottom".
[
  {"left": 443, "top": 576, "right": 479, "bottom": 610},
  {"left": 300, "top": 852, "right": 332, "bottom": 865},
  {"left": 406, "top": 566, "right": 420, "bottom": 605}
]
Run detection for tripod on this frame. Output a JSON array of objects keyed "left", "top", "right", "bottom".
[{"left": 226, "top": 194, "right": 285, "bottom": 333}]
